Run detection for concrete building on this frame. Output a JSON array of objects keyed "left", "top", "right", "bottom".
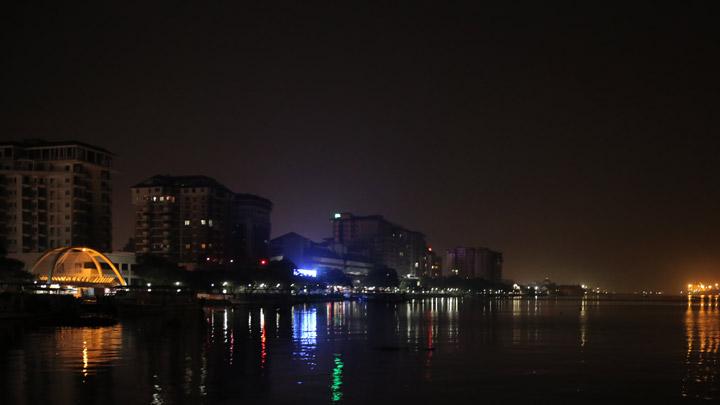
[
  {"left": 104, "top": 251, "right": 137, "bottom": 285},
  {"left": 131, "top": 175, "right": 271, "bottom": 267},
  {"left": 444, "top": 247, "right": 503, "bottom": 281},
  {"left": 330, "top": 212, "right": 427, "bottom": 277},
  {"left": 269, "top": 232, "right": 375, "bottom": 277},
  {"left": 0, "top": 140, "right": 113, "bottom": 254},
  {"left": 231, "top": 193, "right": 273, "bottom": 262}
]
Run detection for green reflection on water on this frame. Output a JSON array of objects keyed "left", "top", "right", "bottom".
[{"left": 331, "top": 353, "right": 344, "bottom": 401}]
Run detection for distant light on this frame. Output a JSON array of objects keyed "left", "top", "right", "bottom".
[
  {"left": 259, "top": 259, "right": 268, "bottom": 266},
  {"left": 294, "top": 269, "right": 317, "bottom": 278},
  {"left": 334, "top": 213, "right": 341, "bottom": 219},
  {"left": 230, "top": 259, "right": 234, "bottom": 263},
  {"left": 222, "top": 289, "right": 227, "bottom": 294}
]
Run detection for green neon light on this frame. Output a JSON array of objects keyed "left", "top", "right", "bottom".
[{"left": 331, "top": 353, "right": 344, "bottom": 402}]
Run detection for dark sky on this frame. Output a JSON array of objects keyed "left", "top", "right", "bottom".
[{"left": 3, "top": 2, "right": 720, "bottom": 292}]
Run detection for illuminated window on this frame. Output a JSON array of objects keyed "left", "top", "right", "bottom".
[
  {"left": 201, "top": 219, "right": 207, "bottom": 225},
  {"left": 208, "top": 219, "right": 213, "bottom": 227},
  {"left": 201, "top": 243, "right": 206, "bottom": 249},
  {"left": 184, "top": 219, "right": 190, "bottom": 226}
]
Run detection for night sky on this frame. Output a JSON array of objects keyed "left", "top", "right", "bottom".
[{"left": 3, "top": 2, "right": 720, "bottom": 291}]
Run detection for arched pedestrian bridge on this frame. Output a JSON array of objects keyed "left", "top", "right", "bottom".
[{"left": 30, "top": 247, "right": 127, "bottom": 287}]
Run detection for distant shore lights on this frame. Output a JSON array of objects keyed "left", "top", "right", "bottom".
[{"left": 686, "top": 283, "right": 720, "bottom": 295}]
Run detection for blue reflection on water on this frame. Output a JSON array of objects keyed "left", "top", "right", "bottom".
[{"left": 292, "top": 305, "right": 318, "bottom": 369}]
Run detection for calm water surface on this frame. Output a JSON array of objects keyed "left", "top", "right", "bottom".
[{"left": 1, "top": 297, "right": 719, "bottom": 403}]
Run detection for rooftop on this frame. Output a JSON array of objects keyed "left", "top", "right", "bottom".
[
  {"left": 133, "top": 175, "right": 271, "bottom": 207},
  {"left": 133, "top": 175, "right": 226, "bottom": 189},
  {"left": 0, "top": 139, "right": 114, "bottom": 155},
  {"left": 332, "top": 212, "right": 424, "bottom": 236}
]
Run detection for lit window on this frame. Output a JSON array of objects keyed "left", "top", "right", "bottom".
[
  {"left": 201, "top": 219, "right": 207, "bottom": 225},
  {"left": 208, "top": 219, "right": 213, "bottom": 227},
  {"left": 184, "top": 219, "right": 190, "bottom": 226},
  {"left": 201, "top": 243, "right": 206, "bottom": 249}
]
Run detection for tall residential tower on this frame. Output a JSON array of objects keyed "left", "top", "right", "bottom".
[
  {"left": 0, "top": 140, "right": 113, "bottom": 253},
  {"left": 131, "top": 175, "right": 271, "bottom": 267},
  {"left": 444, "top": 246, "right": 503, "bottom": 281},
  {"left": 330, "top": 212, "right": 426, "bottom": 277}
]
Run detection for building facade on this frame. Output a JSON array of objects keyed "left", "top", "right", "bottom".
[
  {"left": 330, "top": 212, "right": 427, "bottom": 277},
  {"left": 0, "top": 140, "right": 113, "bottom": 254},
  {"left": 104, "top": 251, "right": 137, "bottom": 285},
  {"left": 419, "top": 248, "right": 442, "bottom": 278},
  {"left": 131, "top": 175, "right": 271, "bottom": 267},
  {"left": 269, "top": 232, "right": 375, "bottom": 277},
  {"left": 444, "top": 246, "right": 503, "bottom": 281},
  {"left": 231, "top": 193, "right": 273, "bottom": 262}
]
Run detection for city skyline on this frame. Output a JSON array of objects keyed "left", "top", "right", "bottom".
[{"left": 4, "top": 2, "right": 720, "bottom": 291}]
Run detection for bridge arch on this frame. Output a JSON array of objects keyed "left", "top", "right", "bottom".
[{"left": 30, "top": 247, "right": 127, "bottom": 286}]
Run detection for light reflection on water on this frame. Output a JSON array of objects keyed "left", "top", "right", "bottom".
[
  {"left": 292, "top": 304, "right": 318, "bottom": 370},
  {"left": 55, "top": 325, "right": 124, "bottom": 377},
  {"left": 683, "top": 295, "right": 720, "bottom": 400},
  {"left": 2, "top": 298, "right": 720, "bottom": 403}
]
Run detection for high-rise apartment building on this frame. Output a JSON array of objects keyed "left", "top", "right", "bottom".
[
  {"left": 131, "top": 175, "right": 271, "bottom": 266},
  {"left": 444, "top": 247, "right": 503, "bottom": 281},
  {"left": 419, "top": 247, "right": 442, "bottom": 278},
  {"left": 0, "top": 140, "right": 113, "bottom": 253},
  {"left": 231, "top": 193, "right": 273, "bottom": 261},
  {"left": 330, "top": 212, "right": 426, "bottom": 277}
]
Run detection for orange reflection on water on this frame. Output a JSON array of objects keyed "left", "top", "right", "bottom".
[
  {"left": 683, "top": 295, "right": 720, "bottom": 399},
  {"left": 54, "top": 325, "right": 123, "bottom": 377}
]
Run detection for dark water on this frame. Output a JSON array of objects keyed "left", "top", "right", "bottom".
[{"left": 1, "top": 297, "right": 719, "bottom": 403}]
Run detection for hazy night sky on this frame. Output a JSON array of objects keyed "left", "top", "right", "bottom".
[{"left": 3, "top": 2, "right": 720, "bottom": 291}]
